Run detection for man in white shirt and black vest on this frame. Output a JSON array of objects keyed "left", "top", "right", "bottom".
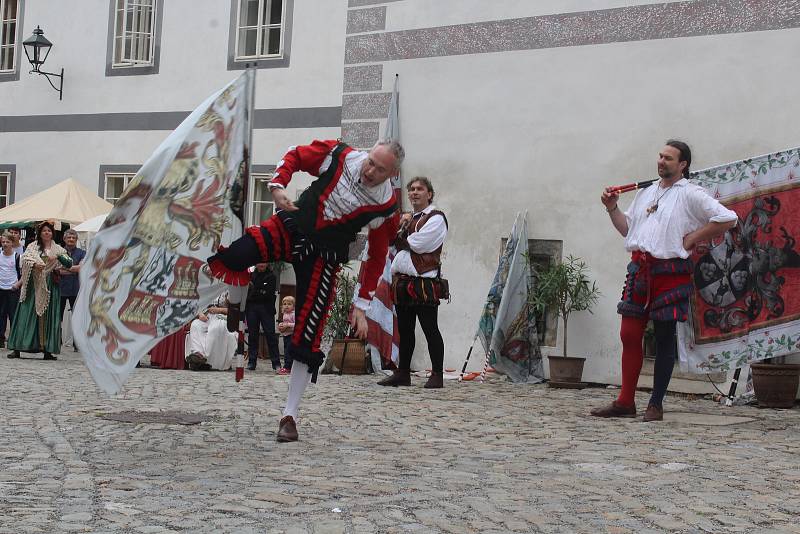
[
  {"left": 378, "top": 177, "right": 448, "bottom": 388},
  {"left": 593, "top": 140, "right": 737, "bottom": 422},
  {"left": 208, "top": 138, "right": 402, "bottom": 442}
]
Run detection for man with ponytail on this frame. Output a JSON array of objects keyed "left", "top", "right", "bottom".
[{"left": 593, "top": 140, "right": 737, "bottom": 422}]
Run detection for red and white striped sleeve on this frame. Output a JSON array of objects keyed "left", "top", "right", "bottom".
[{"left": 269, "top": 139, "right": 339, "bottom": 190}]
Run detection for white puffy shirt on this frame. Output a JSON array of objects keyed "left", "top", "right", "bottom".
[
  {"left": 390, "top": 204, "right": 448, "bottom": 278},
  {"left": 624, "top": 178, "right": 737, "bottom": 259}
]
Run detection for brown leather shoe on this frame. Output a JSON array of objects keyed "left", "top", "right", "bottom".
[
  {"left": 226, "top": 303, "right": 240, "bottom": 333},
  {"left": 377, "top": 369, "right": 411, "bottom": 387},
  {"left": 276, "top": 415, "right": 298, "bottom": 442},
  {"left": 424, "top": 372, "right": 444, "bottom": 389},
  {"left": 590, "top": 401, "right": 636, "bottom": 418},
  {"left": 643, "top": 404, "right": 664, "bottom": 422}
]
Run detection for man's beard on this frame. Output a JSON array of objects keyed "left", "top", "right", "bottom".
[{"left": 658, "top": 166, "right": 678, "bottom": 180}]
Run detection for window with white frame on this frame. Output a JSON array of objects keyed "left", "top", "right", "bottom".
[
  {"left": 0, "top": 172, "right": 10, "bottom": 208},
  {"left": 250, "top": 175, "right": 275, "bottom": 226},
  {"left": 113, "top": 0, "right": 156, "bottom": 67},
  {"left": 0, "top": 0, "right": 19, "bottom": 72},
  {"left": 104, "top": 173, "right": 135, "bottom": 204},
  {"left": 235, "top": 0, "right": 285, "bottom": 60}
]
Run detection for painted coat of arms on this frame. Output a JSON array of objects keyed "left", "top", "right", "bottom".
[{"left": 678, "top": 147, "right": 800, "bottom": 373}]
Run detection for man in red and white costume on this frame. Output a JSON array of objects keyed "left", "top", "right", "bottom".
[{"left": 208, "top": 138, "right": 402, "bottom": 442}]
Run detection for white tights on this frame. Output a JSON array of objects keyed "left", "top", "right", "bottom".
[{"left": 283, "top": 361, "right": 312, "bottom": 419}]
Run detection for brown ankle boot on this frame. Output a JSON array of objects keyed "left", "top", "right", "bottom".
[
  {"left": 276, "top": 415, "right": 298, "bottom": 442},
  {"left": 377, "top": 369, "right": 411, "bottom": 387},
  {"left": 424, "top": 372, "right": 444, "bottom": 389}
]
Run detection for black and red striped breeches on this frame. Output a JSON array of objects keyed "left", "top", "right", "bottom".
[{"left": 208, "top": 211, "right": 344, "bottom": 372}]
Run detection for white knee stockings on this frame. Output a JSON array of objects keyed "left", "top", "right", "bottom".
[{"left": 283, "top": 361, "right": 311, "bottom": 419}]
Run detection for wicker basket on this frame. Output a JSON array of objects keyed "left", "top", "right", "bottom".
[{"left": 328, "top": 339, "right": 369, "bottom": 375}]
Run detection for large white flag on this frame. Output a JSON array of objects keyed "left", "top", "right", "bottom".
[
  {"left": 490, "top": 213, "right": 544, "bottom": 382},
  {"left": 74, "top": 71, "right": 255, "bottom": 394}
]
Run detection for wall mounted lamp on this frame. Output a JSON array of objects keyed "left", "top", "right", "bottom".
[{"left": 23, "top": 26, "right": 64, "bottom": 101}]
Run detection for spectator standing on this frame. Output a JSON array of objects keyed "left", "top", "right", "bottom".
[
  {"left": 58, "top": 229, "right": 86, "bottom": 349},
  {"left": 7, "top": 221, "right": 73, "bottom": 360},
  {"left": 0, "top": 233, "right": 21, "bottom": 348},
  {"left": 244, "top": 262, "right": 281, "bottom": 371},
  {"left": 8, "top": 227, "right": 24, "bottom": 256},
  {"left": 276, "top": 296, "right": 295, "bottom": 375}
]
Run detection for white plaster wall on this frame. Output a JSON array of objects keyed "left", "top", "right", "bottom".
[
  {"left": 0, "top": 0, "right": 346, "bottom": 215},
  {"left": 384, "top": 28, "right": 800, "bottom": 382},
  {"left": 0, "top": 126, "right": 339, "bottom": 202},
  {"left": 2, "top": 0, "right": 347, "bottom": 115}
]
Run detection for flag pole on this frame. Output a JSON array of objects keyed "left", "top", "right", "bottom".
[
  {"left": 242, "top": 64, "right": 257, "bottom": 229},
  {"left": 725, "top": 367, "right": 741, "bottom": 406},
  {"left": 459, "top": 334, "right": 479, "bottom": 381}
]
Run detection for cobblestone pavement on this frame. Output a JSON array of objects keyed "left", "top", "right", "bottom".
[{"left": 1, "top": 348, "right": 799, "bottom": 534}]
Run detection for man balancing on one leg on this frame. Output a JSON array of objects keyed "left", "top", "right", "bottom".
[
  {"left": 591, "top": 140, "right": 737, "bottom": 422},
  {"left": 207, "top": 139, "right": 402, "bottom": 442}
]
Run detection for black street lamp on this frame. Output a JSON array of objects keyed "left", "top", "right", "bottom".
[{"left": 23, "top": 26, "right": 64, "bottom": 100}]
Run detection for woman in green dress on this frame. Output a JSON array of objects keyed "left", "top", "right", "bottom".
[{"left": 7, "top": 222, "right": 73, "bottom": 360}]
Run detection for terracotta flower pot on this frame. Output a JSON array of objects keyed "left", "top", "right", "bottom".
[
  {"left": 548, "top": 356, "right": 586, "bottom": 387},
  {"left": 750, "top": 363, "right": 800, "bottom": 409}
]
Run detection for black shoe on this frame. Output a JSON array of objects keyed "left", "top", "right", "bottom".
[
  {"left": 424, "top": 372, "right": 444, "bottom": 389},
  {"left": 7, "top": 350, "right": 19, "bottom": 359},
  {"left": 377, "top": 369, "right": 411, "bottom": 386},
  {"left": 43, "top": 352, "right": 57, "bottom": 361},
  {"left": 0, "top": 339, "right": 5, "bottom": 348},
  {"left": 247, "top": 365, "right": 256, "bottom": 371}
]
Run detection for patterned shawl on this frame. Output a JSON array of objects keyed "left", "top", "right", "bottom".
[{"left": 19, "top": 241, "right": 70, "bottom": 317}]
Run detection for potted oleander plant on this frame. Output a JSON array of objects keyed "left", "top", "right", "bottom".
[{"left": 530, "top": 255, "right": 600, "bottom": 387}]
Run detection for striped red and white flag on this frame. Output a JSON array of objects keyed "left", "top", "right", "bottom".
[{"left": 354, "top": 245, "right": 399, "bottom": 369}]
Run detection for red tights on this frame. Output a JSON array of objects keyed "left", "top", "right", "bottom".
[
  {"left": 616, "top": 271, "right": 688, "bottom": 408},
  {"left": 617, "top": 315, "right": 648, "bottom": 407}
]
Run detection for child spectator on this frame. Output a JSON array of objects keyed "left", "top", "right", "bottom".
[{"left": 276, "top": 296, "right": 295, "bottom": 375}]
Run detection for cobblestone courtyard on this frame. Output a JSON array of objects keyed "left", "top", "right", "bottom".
[{"left": 1, "top": 348, "right": 799, "bottom": 533}]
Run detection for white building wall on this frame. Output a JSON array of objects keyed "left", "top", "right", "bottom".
[
  {"left": 0, "top": 0, "right": 348, "bottom": 199},
  {"left": 341, "top": 1, "right": 800, "bottom": 384}
]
